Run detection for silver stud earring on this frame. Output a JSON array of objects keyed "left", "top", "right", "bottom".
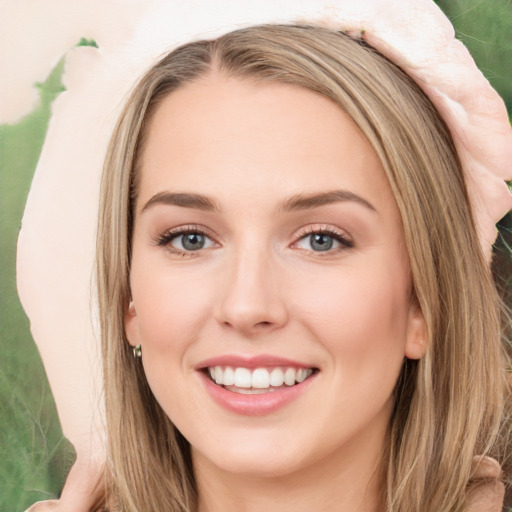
[{"left": 133, "top": 344, "right": 142, "bottom": 359}]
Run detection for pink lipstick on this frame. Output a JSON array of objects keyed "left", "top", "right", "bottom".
[{"left": 196, "top": 354, "right": 318, "bottom": 416}]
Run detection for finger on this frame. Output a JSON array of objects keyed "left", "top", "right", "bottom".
[
  {"left": 471, "top": 456, "right": 502, "bottom": 480},
  {"left": 465, "top": 456, "right": 505, "bottom": 512},
  {"left": 465, "top": 480, "right": 505, "bottom": 512}
]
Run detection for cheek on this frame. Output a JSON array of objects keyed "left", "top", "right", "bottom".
[
  {"left": 293, "top": 261, "right": 410, "bottom": 375},
  {"left": 130, "top": 260, "right": 216, "bottom": 353},
  {"left": 130, "top": 260, "right": 217, "bottom": 416},
  {"left": 300, "top": 268, "right": 409, "bottom": 437}
]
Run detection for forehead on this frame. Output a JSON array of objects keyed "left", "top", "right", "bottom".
[{"left": 137, "top": 73, "right": 396, "bottom": 217}]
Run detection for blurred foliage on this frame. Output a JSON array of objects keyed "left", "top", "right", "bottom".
[
  {"left": 0, "top": 57, "right": 75, "bottom": 510},
  {"left": 77, "top": 37, "right": 99, "bottom": 48}
]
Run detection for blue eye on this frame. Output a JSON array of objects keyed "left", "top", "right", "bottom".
[
  {"left": 295, "top": 230, "right": 353, "bottom": 253},
  {"left": 170, "top": 232, "right": 216, "bottom": 251},
  {"left": 309, "top": 233, "right": 334, "bottom": 251},
  {"left": 156, "top": 228, "right": 216, "bottom": 253},
  {"left": 180, "top": 233, "right": 206, "bottom": 251}
]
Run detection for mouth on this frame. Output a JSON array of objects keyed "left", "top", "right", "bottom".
[
  {"left": 203, "top": 365, "right": 318, "bottom": 395},
  {"left": 196, "top": 355, "right": 319, "bottom": 415}
]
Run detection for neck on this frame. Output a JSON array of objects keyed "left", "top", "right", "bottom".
[{"left": 193, "top": 430, "right": 387, "bottom": 512}]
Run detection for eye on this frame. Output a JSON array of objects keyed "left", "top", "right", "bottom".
[
  {"left": 175, "top": 232, "right": 211, "bottom": 251},
  {"left": 155, "top": 226, "right": 217, "bottom": 255},
  {"left": 293, "top": 228, "right": 353, "bottom": 253}
]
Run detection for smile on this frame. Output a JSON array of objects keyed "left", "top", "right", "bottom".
[
  {"left": 196, "top": 355, "right": 319, "bottom": 415},
  {"left": 207, "top": 366, "right": 315, "bottom": 394}
]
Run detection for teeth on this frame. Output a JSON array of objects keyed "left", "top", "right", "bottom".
[
  {"left": 206, "top": 366, "right": 314, "bottom": 389},
  {"left": 214, "top": 366, "right": 223, "bottom": 385},
  {"left": 296, "top": 368, "right": 307, "bottom": 383},
  {"left": 284, "top": 368, "right": 296, "bottom": 386},
  {"left": 223, "top": 366, "right": 235, "bottom": 386},
  {"left": 270, "top": 368, "right": 284, "bottom": 387},
  {"left": 234, "top": 368, "right": 252, "bottom": 388},
  {"left": 252, "top": 368, "right": 270, "bottom": 389}
]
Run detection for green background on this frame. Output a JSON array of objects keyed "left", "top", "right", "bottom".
[{"left": 0, "top": 2, "right": 510, "bottom": 510}]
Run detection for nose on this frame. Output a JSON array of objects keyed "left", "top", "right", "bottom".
[{"left": 214, "top": 246, "right": 289, "bottom": 335}]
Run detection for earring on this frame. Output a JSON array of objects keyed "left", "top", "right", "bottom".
[{"left": 133, "top": 344, "right": 142, "bottom": 359}]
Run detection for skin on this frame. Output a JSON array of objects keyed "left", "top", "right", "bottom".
[
  {"left": 24, "top": 462, "right": 101, "bottom": 512},
  {"left": 124, "top": 72, "right": 427, "bottom": 512}
]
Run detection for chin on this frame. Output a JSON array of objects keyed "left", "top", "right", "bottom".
[{"left": 190, "top": 428, "right": 324, "bottom": 479}]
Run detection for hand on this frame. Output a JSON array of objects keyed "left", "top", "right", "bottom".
[
  {"left": 465, "top": 456, "right": 505, "bottom": 512},
  {"left": 25, "top": 457, "right": 103, "bottom": 512}
]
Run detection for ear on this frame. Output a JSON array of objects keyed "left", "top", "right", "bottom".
[
  {"left": 404, "top": 302, "right": 428, "bottom": 360},
  {"left": 124, "top": 300, "right": 141, "bottom": 348}
]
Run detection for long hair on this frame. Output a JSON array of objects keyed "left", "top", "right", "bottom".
[{"left": 96, "top": 24, "right": 511, "bottom": 511}]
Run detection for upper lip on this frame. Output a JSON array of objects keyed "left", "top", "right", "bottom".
[{"left": 195, "top": 354, "right": 316, "bottom": 370}]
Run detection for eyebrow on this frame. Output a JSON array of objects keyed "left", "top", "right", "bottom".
[
  {"left": 140, "top": 189, "right": 376, "bottom": 215},
  {"left": 279, "top": 190, "right": 376, "bottom": 213},
  {"left": 141, "top": 192, "right": 220, "bottom": 213}
]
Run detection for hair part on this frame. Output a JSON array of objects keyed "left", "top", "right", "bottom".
[{"left": 96, "top": 24, "right": 510, "bottom": 511}]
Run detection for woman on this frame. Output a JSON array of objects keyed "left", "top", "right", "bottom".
[
  {"left": 90, "top": 23, "right": 511, "bottom": 510},
  {"left": 25, "top": 2, "right": 512, "bottom": 511}
]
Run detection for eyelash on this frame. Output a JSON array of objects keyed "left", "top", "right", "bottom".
[
  {"left": 153, "top": 224, "right": 354, "bottom": 257},
  {"left": 153, "top": 225, "right": 216, "bottom": 257},
  {"left": 292, "top": 225, "right": 354, "bottom": 255}
]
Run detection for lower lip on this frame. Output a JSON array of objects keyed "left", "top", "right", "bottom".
[{"left": 198, "top": 371, "right": 317, "bottom": 416}]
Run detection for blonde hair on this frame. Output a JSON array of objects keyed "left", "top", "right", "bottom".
[{"left": 96, "top": 25, "right": 511, "bottom": 511}]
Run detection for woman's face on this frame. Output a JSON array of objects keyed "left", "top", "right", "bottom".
[{"left": 125, "top": 73, "right": 426, "bottom": 479}]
